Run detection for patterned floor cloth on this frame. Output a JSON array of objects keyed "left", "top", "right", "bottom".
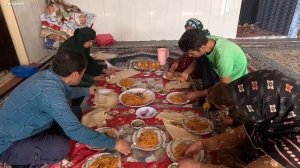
[
  {"left": 239, "top": 39, "right": 300, "bottom": 80},
  {"left": 91, "top": 39, "right": 300, "bottom": 80},
  {"left": 1, "top": 39, "right": 300, "bottom": 167}
]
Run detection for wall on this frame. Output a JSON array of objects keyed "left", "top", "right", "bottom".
[
  {"left": 2, "top": 0, "right": 242, "bottom": 64},
  {"left": 66, "top": 0, "right": 242, "bottom": 41}
]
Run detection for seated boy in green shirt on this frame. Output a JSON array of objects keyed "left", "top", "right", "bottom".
[{"left": 178, "top": 29, "right": 248, "bottom": 101}]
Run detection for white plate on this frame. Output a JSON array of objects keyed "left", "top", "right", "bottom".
[
  {"left": 166, "top": 92, "right": 190, "bottom": 105},
  {"left": 182, "top": 115, "right": 214, "bottom": 135},
  {"left": 136, "top": 106, "right": 157, "bottom": 119},
  {"left": 166, "top": 138, "right": 204, "bottom": 162},
  {"left": 132, "top": 126, "right": 166, "bottom": 151},
  {"left": 168, "top": 163, "right": 179, "bottom": 168},
  {"left": 81, "top": 152, "right": 121, "bottom": 168},
  {"left": 116, "top": 78, "right": 136, "bottom": 88},
  {"left": 166, "top": 139, "right": 194, "bottom": 162},
  {"left": 131, "top": 119, "right": 146, "bottom": 129},
  {"left": 119, "top": 88, "right": 155, "bottom": 107},
  {"left": 86, "top": 127, "right": 119, "bottom": 150}
]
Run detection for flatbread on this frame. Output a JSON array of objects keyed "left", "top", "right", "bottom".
[
  {"left": 165, "top": 81, "right": 191, "bottom": 90},
  {"left": 92, "top": 51, "right": 117, "bottom": 60},
  {"left": 106, "top": 69, "right": 140, "bottom": 84}
]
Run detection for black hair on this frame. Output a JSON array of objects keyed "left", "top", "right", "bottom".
[
  {"left": 52, "top": 48, "right": 87, "bottom": 77},
  {"left": 178, "top": 29, "right": 208, "bottom": 52}
]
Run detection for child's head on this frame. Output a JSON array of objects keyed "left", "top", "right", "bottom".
[
  {"left": 207, "top": 82, "right": 235, "bottom": 109},
  {"left": 52, "top": 49, "right": 87, "bottom": 78},
  {"left": 178, "top": 29, "right": 208, "bottom": 57},
  {"left": 73, "top": 27, "right": 96, "bottom": 47}
]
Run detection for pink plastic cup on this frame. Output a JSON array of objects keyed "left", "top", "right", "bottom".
[{"left": 157, "top": 48, "right": 169, "bottom": 65}]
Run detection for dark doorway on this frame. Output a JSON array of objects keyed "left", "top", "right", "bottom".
[
  {"left": 0, "top": 7, "right": 19, "bottom": 71},
  {"left": 238, "top": 0, "right": 260, "bottom": 25}
]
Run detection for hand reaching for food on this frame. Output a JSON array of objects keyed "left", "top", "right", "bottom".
[
  {"left": 202, "top": 101, "right": 211, "bottom": 112},
  {"left": 181, "top": 72, "right": 189, "bottom": 81},
  {"left": 170, "top": 61, "right": 179, "bottom": 72},
  {"left": 184, "top": 92, "right": 198, "bottom": 101},
  {"left": 115, "top": 139, "right": 131, "bottom": 156}
]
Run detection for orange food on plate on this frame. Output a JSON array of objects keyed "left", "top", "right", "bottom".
[
  {"left": 119, "top": 78, "right": 135, "bottom": 88},
  {"left": 187, "top": 118, "right": 210, "bottom": 132},
  {"left": 89, "top": 156, "right": 119, "bottom": 168},
  {"left": 137, "top": 130, "right": 159, "bottom": 148},
  {"left": 121, "top": 93, "right": 148, "bottom": 106},
  {"left": 169, "top": 94, "right": 186, "bottom": 104},
  {"left": 136, "top": 60, "right": 153, "bottom": 70},
  {"left": 173, "top": 143, "right": 187, "bottom": 160}
]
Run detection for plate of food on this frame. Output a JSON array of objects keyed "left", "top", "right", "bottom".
[
  {"left": 81, "top": 152, "right": 121, "bottom": 168},
  {"left": 119, "top": 88, "right": 155, "bottom": 107},
  {"left": 131, "top": 119, "right": 146, "bottom": 129},
  {"left": 166, "top": 92, "right": 190, "bottom": 105},
  {"left": 156, "top": 88, "right": 169, "bottom": 96},
  {"left": 87, "top": 127, "right": 119, "bottom": 150},
  {"left": 182, "top": 115, "right": 214, "bottom": 135},
  {"left": 166, "top": 139, "right": 194, "bottom": 162},
  {"left": 168, "top": 163, "right": 179, "bottom": 168},
  {"left": 167, "top": 138, "right": 204, "bottom": 163},
  {"left": 132, "top": 126, "right": 166, "bottom": 151},
  {"left": 163, "top": 72, "right": 184, "bottom": 81},
  {"left": 133, "top": 60, "right": 160, "bottom": 71},
  {"left": 136, "top": 106, "right": 157, "bottom": 119},
  {"left": 116, "top": 78, "right": 136, "bottom": 88}
]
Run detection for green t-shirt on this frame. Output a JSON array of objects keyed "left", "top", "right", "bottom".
[{"left": 206, "top": 36, "right": 248, "bottom": 81}]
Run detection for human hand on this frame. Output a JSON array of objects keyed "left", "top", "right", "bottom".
[
  {"left": 89, "top": 86, "right": 97, "bottom": 95},
  {"left": 181, "top": 71, "right": 189, "bottom": 80},
  {"left": 221, "top": 115, "right": 234, "bottom": 126},
  {"left": 202, "top": 101, "right": 211, "bottom": 112},
  {"left": 184, "top": 92, "right": 198, "bottom": 101},
  {"left": 178, "top": 158, "right": 200, "bottom": 168},
  {"left": 115, "top": 139, "right": 131, "bottom": 156},
  {"left": 170, "top": 62, "right": 179, "bottom": 72},
  {"left": 182, "top": 141, "right": 203, "bottom": 158}
]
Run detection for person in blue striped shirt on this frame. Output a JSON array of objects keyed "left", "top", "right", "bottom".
[{"left": 0, "top": 49, "right": 131, "bottom": 168}]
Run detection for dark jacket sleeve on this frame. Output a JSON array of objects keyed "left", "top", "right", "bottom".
[{"left": 85, "top": 55, "right": 104, "bottom": 76}]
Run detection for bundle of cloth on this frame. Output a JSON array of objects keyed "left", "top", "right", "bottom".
[{"left": 40, "top": 0, "right": 96, "bottom": 49}]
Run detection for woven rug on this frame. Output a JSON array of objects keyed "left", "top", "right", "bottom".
[
  {"left": 244, "top": 46, "right": 300, "bottom": 80},
  {"left": 91, "top": 40, "right": 300, "bottom": 81}
]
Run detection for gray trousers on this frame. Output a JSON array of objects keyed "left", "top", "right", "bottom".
[{"left": 0, "top": 133, "right": 70, "bottom": 165}]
